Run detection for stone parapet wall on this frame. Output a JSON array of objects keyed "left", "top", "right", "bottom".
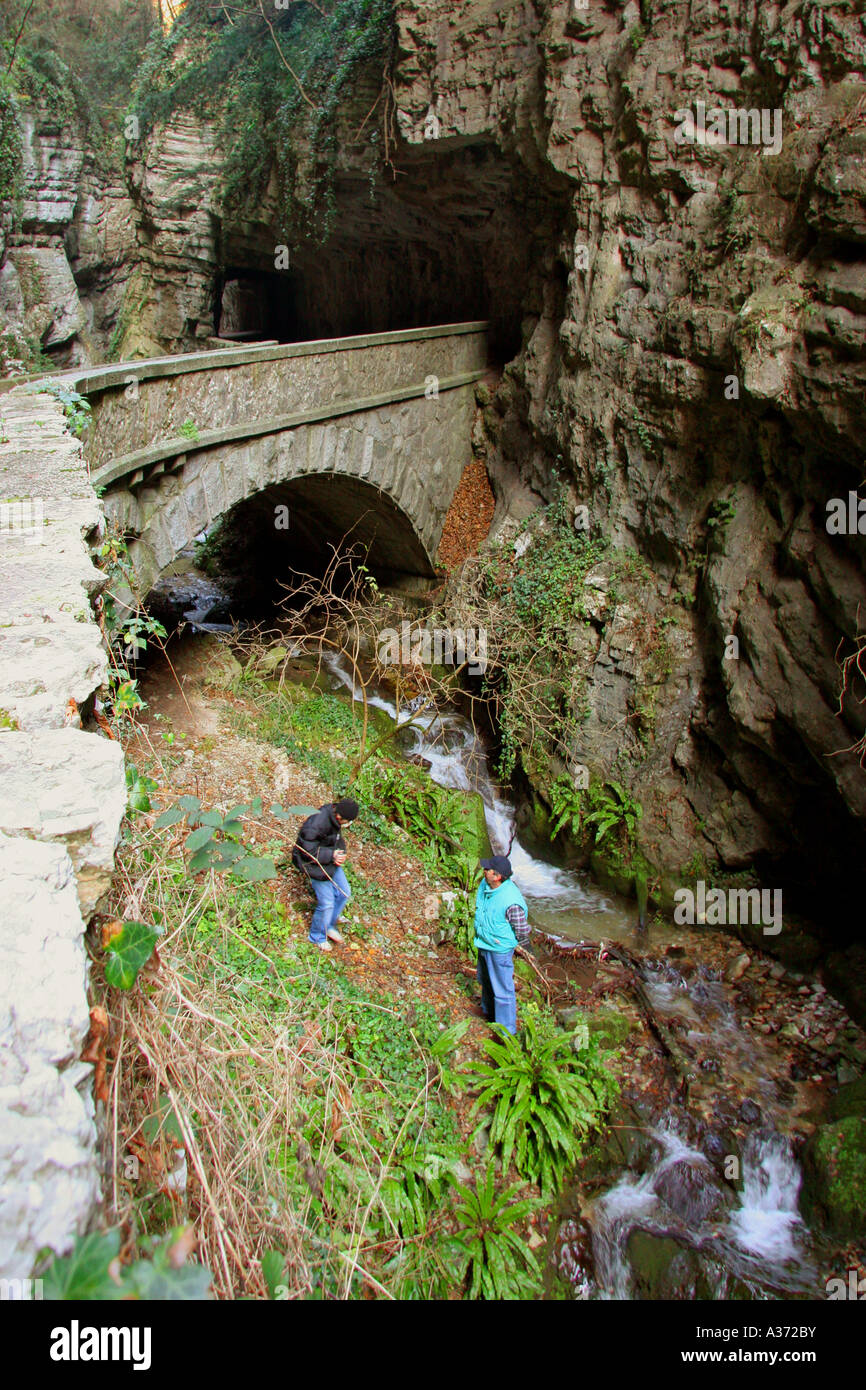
[{"left": 78, "top": 323, "right": 488, "bottom": 472}]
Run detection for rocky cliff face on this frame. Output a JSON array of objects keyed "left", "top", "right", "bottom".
[
  {"left": 0, "top": 106, "right": 135, "bottom": 373},
  {"left": 393, "top": 0, "right": 866, "bottom": 939}
]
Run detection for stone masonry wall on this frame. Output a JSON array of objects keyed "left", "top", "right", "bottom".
[
  {"left": 81, "top": 325, "right": 487, "bottom": 473},
  {"left": 104, "top": 380, "right": 481, "bottom": 596},
  {"left": 0, "top": 389, "right": 126, "bottom": 1278}
]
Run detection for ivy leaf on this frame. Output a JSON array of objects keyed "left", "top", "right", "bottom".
[
  {"left": 125, "top": 765, "right": 157, "bottom": 814},
  {"left": 104, "top": 920, "right": 161, "bottom": 990},
  {"left": 126, "top": 778, "right": 152, "bottom": 814},
  {"left": 261, "top": 1250, "right": 286, "bottom": 1300},
  {"left": 122, "top": 1258, "right": 212, "bottom": 1301},
  {"left": 41, "top": 1229, "right": 125, "bottom": 1301},
  {"left": 231, "top": 854, "right": 277, "bottom": 882},
  {"left": 141, "top": 1093, "right": 186, "bottom": 1148}
]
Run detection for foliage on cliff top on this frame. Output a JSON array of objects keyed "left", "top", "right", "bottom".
[
  {"left": 132, "top": 0, "right": 396, "bottom": 245},
  {"left": 1, "top": 0, "right": 156, "bottom": 153},
  {"left": 0, "top": 76, "right": 22, "bottom": 210}
]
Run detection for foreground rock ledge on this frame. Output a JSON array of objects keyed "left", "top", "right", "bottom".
[{"left": 0, "top": 391, "right": 125, "bottom": 1279}]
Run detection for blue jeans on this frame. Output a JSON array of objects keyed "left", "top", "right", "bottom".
[
  {"left": 309, "top": 867, "right": 351, "bottom": 944},
  {"left": 477, "top": 949, "right": 517, "bottom": 1034}
]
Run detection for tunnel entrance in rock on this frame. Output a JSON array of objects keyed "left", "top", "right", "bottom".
[
  {"left": 215, "top": 138, "right": 570, "bottom": 365},
  {"left": 194, "top": 474, "right": 435, "bottom": 614},
  {"left": 215, "top": 268, "right": 302, "bottom": 343}
]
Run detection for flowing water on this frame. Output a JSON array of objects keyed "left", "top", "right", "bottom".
[
  {"left": 321, "top": 650, "right": 634, "bottom": 942},
  {"left": 582, "top": 1124, "right": 816, "bottom": 1300}
]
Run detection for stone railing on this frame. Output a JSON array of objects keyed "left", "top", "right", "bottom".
[{"left": 73, "top": 321, "right": 488, "bottom": 476}]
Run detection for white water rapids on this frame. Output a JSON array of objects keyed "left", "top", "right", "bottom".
[{"left": 584, "top": 1124, "right": 815, "bottom": 1299}]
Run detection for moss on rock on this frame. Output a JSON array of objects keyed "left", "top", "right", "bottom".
[
  {"left": 826, "top": 1077, "right": 866, "bottom": 1124},
  {"left": 801, "top": 1116, "right": 866, "bottom": 1237},
  {"left": 555, "top": 1006, "right": 632, "bottom": 1050}
]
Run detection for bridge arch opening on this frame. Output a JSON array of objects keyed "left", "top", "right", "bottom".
[{"left": 152, "top": 474, "right": 436, "bottom": 622}]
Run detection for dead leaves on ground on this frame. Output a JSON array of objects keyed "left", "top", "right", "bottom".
[{"left": 81, "top": 1005, "right": 110, "bottom": 1104}]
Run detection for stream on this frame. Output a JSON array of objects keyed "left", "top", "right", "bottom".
[{"left": 146, "top": 571, "right": 840, "bottom": 1301}]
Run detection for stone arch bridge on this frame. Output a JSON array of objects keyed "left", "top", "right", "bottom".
[{"left": 78, "top": 320, "right": 487, "bottom": 593}]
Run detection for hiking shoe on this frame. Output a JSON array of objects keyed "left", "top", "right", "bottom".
[
  {"left": 327, "top": 928, "right": 345, "bottom": 945},
  {"left": 312, "top": 939, "right": 333, "bottom": 952}
]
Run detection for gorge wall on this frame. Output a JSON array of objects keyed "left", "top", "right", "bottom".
[
  {"left": 0, "top": 104, "right": 136, "bottom": 373},
  {"left": 389, "top": 0, "right": 866, "bottom": 957}
]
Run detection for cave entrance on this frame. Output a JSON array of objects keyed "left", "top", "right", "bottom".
[
  {"left": 215, "top": 138, "right": 570, "bottom": 365},
  {"left": 215, "top": 267, "right": 303, "bottom": 343}
]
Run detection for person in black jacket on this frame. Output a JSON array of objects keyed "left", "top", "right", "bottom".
[{"left": 292, "top": 798, "right": 359, "bottom": 951}]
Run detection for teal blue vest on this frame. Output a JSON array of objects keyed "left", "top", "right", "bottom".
[{"left": 474, "top": 877, "right": 527, "bottom": 953}]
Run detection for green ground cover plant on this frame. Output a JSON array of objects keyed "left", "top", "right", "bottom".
[{"left": 465, "top": 1002, "right": 620, "bottom": 1196}]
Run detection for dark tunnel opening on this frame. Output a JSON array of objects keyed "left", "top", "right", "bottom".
[
  {"left": 214, "top": 138, "right": 571, "bottom": 367},
  {"left": 147, "top": 475, "right": 436, "bottom": 634},
  {"left": 214, "top": 267, "right": 304, "bottom": 343}
]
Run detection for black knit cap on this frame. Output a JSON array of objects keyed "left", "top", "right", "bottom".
[{"left": 335, "top": 798, "right": 359, "bottom": 821}]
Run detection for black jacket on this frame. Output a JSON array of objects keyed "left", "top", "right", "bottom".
[{"left": 292, "top": 804, "right": 346, "bottom": 881}]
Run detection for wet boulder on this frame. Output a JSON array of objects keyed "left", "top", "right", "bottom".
[
  {"left": 652, "top": 1158, "right": 733, "bottom": 1225},
  {"left": 823, "top": 944, "right": 866, "bottom": 1031},
  {"left": 626, "top": 1230, "right": 751, "bottom": 1300},
  {"left": 573, "top": 1101, "right": 661, "bottom": 1188},
  {"left": 826, "top": 1077, "right": 866, "bottom": 1123},
  {"left": 555, "top": 1006, "right": 633, "bottom": 1050}
]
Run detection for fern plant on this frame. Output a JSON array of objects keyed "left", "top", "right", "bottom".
[
  {"left": 449, "top": 1166, "right": 542, "bottom": 1300},
  {"left": 583, "top": 779, "right": 642, "bottom": 845},
  {"left": 439, "top": 892, "right": 476, "bottom": 958},
  {"left": 549, "top": 776, "right": 642, "bottom": 849},
  {"left": 549, "top": 775, "right": 584, "bottom": 839},
  {"left": 465, "top": 1004, "right": 619, "bottom": 1195}
]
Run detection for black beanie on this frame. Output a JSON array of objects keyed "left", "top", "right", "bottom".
[{"left": 335, "top": 798, "right": 359, "bottom": 821}]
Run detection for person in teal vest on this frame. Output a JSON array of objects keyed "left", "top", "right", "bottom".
[{"left": 474, "top": 855, "right": 530, "bottom": 1034}]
